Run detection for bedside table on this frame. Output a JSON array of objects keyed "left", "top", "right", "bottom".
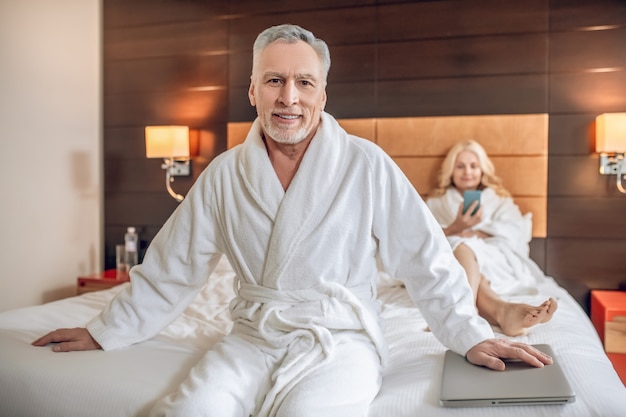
[
  {"left": 590, "top": 290, "right": 626, "bottom": 386},
  {"left": 77, "top": 269, "right": 130, "bottom": 295}
]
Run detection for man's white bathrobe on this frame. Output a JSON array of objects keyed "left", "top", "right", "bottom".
[
  {"left": 87, "top": 112, "right": 493, "bottom": 416},
  {"left": 426, "top": 187, "right": 545, "bottom": 295}
]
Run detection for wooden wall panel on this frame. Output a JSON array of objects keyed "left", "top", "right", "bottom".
[
  {"left": 529, "top": 238, "right": 546, "bottom": 273},
  {"left": 548, "top": 114, "right": 596, "bottom": 155},
  {"left": 103, "top": 1, "right": 229, "bottom": 28},
  {"left": 105, "top": 54, "right": 229, "bottom": 94},
  {"left": 550, "top": 27, "right": 626, "bottom": 72},
  {"left": 549, "top": 71, "right": 626, "bottom": 114},
  {"left": 546, "top": 238, "right": 626, "bottom": 290},
  {"left": 548, "top": 198, "right": 626, "bottom": 238},
  {"left": 227, "top": 0, "right": 375, "bottom": 15},
  {"left": 549, "top": 0, "right": 626, "bottom": 30},
  {"left": 377, "top": 0, "right": 548, "bottom": 41},
  {"left": 378, "top": 34, "right": 547, "bottom": 80},
  {"left": 376, "top": 75, "right": 548, "bottom": 117},
  {"left": 548, "top": 155, "right": 626, "bottom": 196},
  {"left": 104, "top": 90, "right": 228, "bottom": 126},
  {"left": 104, "top": 21, "right": 229, "bottom": 61},
  {"left": 227, "top": 7, "right": 377, "bottom": 51},
  {"left": 323, "top": 82, "right": 378, "bottom": 119},
  {"left": 326, "top": 44, "right": 377, "bottom": 83}
]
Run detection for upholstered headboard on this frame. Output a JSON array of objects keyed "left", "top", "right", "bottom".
[{"left": 227, "top": 114, "right": 548, "bottom": 237}]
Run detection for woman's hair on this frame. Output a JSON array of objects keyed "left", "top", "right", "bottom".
[
  {"left": 252, "top": 24, "right": 331, "bottom": 83},
  {"left": 430, "top": 139, "right": 511, "bottom": 197}
]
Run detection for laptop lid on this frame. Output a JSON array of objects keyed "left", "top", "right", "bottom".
[{"left": 440, "top": 344, "right": 576, "bottom": 407}]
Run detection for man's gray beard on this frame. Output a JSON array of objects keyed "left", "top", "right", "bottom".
[{"left": 263, "top": 122, "right": 308, "bottom": 145}]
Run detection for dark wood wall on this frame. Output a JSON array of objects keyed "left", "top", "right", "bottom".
[{"left": 103, "top": 0, "right": 626, "bottom": 310}]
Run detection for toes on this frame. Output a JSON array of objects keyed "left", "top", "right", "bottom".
[
  {"left": 547, "top": 298, "right": 558, "bottom": 314},
  {"left": 539, "top": 300, "right": 557, "bottom": 323}
]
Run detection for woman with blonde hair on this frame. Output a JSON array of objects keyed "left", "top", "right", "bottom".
[{"left": 426, "top": 140, "right": 557, "bottom": 337}]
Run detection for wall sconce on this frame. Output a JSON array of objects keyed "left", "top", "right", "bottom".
[
  {"left": 596, "top": 113, "right": 626, "bottom": 194},
  {"left": 145, "top": 125, "right": 191, "bottom": 203}
]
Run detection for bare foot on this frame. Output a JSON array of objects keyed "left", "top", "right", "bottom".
[{"left": 495, "top": 298, "right": 556, "bottom": 337}]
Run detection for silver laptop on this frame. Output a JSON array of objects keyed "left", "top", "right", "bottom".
[{"left": 440, "top": 344, "right": 576, "bottom": 407}]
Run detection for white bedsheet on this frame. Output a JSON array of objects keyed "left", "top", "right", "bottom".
[{"left": 1, "top": 257, "right": 624, "bottom": 417}]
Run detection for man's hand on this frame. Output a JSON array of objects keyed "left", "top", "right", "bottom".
[
  {"left": 32, "top": 327, "right": 102, "bottom": 352},
  {"left": 466, "top": 339, "right": 553, "bottom": 371}
]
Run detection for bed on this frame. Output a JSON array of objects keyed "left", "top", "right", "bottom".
[
  {"left": 1, "top": 114, "right": 625, "bottom": 416},
  {"left": 1, "top": 255, "right": 625, "bottom": 417}
]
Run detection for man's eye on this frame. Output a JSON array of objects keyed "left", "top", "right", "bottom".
[{"left": 267, "top": 79, "right": 281, "bottom": 84}]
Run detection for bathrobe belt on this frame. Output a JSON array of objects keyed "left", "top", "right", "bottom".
[
  {"left": 234, "top": 281, "right": 383, "bottom": 354},
  {"left": 235, "top": 280, "right": 379, "bottom": 336}
]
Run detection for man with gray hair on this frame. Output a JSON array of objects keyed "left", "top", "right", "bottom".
[{"left": 34, "top": 24, "right": 552, "bottom": 417}]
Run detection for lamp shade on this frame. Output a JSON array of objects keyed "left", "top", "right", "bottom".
[
  {"left": 145, "top": 126, "right": 190, "bottom": 158},
  {"left": 596, "top": 113, "right": 626, "bottom": 153}
]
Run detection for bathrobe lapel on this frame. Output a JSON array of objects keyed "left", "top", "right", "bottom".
[{"left": 238, "top": 113, "right": 344, "bottom": 289}]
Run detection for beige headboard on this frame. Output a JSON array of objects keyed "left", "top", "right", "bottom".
[{"left": 227, "top": 114, "right": 548, "bottom": 238}]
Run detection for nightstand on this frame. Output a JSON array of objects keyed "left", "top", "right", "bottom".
[
  {"left": 590, "top": 290, "right": 626, "bottom": 386},
  {"left": 77, "top": 269, "right": 130, "bottom": 295}
]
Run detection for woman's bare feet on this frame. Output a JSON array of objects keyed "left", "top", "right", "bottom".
[{"left": 495, "top": 298, "right": 558, "bottom": 337}]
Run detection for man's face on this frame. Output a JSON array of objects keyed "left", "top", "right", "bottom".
[{"left": 248, "top": 40, "right": 327, "bottom": 145}]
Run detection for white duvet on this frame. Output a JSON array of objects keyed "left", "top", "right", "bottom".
[{"left": 0, "top": 256, "right": 625, "bottom": 417}]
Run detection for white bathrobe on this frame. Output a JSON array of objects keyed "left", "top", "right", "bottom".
[
  {"left": 87, "top": 112, "right": 493, "bottom": 416},
  {"left": 426, "top": 187, "right": 545, "bottom": 295}
]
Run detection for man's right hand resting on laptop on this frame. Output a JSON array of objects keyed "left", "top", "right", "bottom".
[{"left": 466, "top": 339, "right": 553, "bottom": 371}]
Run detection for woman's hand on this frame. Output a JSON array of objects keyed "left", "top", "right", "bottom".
[{"left": 443, "top": 202, "right": 483, "bottom": 236}]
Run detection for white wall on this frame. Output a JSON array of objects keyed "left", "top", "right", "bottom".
[{"left": 0, "top": 0, "right": 102, "bottom": 312}]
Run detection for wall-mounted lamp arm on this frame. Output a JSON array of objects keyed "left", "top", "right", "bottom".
[
  {"left": 616, "top": 154, "right": 626, "bottom": 194},
  {"left": 162, "top": 158, "right": 186, "bottom": 203}
]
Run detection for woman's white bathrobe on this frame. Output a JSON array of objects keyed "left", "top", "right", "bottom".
[
  {"left": 426, "top": 187, "right": 545, "bottom": 295},
  {"left": 87, "top": 112, "right": 493, "bottom": 416}
]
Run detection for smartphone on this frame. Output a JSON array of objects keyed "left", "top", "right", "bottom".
[{"left": 462, "top": 190, "right": 481, "bottom": 215}]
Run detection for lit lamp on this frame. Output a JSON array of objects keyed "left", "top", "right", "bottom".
[
  {"left": 145, "top": 125, "right": 191, "bottom": 203},
  {"left": 596, "top": 113, "right": 626, "bottom": 194}
]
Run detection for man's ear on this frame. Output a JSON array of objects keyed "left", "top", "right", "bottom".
[{"left": 248, "top": 80, "right": 256, "bottom": 106}]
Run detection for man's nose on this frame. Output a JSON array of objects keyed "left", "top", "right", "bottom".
[{"left": 279, "top": 81, "right": 298, "bottom": 106}]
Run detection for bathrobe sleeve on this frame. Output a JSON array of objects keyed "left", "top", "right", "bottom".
[
  {"left": 87, "top": 159, "right": 227, "bottom": 351},
  {"left": 369, "top": 150, "right": 493, "bottom": 356}
]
